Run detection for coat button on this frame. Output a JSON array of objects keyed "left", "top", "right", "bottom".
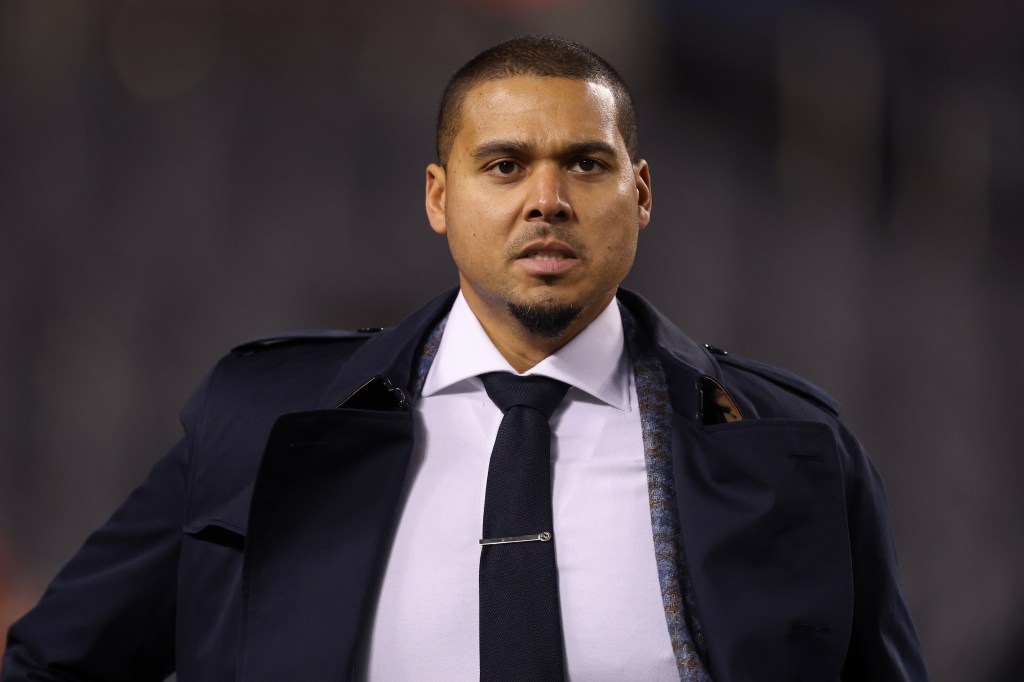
[{"left": 704, "top": 343, "right": 728, "bottom": 356}]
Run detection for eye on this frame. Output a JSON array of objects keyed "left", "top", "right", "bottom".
[
  {"left": 571, "top": 158, "right": 603, "bottom": 173},
  {"left": 490, "top": 160, "right": 519, "bottom": 175}
]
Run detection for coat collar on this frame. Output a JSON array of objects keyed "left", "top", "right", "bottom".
[
  {"left": 316, "top": 288, "right": 459, "bottom": 410},
  {"left": 615, "top": 288, "right": 719, "bottom": 381},
  {"left": 613, "top": 288, "right": 721, "bottom": 427},
  {"left": 315, "top": 286, "right": 722, "bottom": 423}
]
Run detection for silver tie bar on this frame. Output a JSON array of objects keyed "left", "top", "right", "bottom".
[{"left": 479, "top": 532, "right": 552, "bottom": 546}]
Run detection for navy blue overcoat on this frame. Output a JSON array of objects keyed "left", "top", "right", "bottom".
[{"left": 3, "top": 288, "right": 928, "bottom": 681}]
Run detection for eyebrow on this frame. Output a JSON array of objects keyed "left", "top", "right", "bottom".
[
  {"left": 470, "top": 140, "right": 533, "bottom": 160},
  {"left": 560, "top": 141, "right": 617, "bottom": 160},
  {"left": 469, "top": 139, "right": 618, "bottom": 161}
]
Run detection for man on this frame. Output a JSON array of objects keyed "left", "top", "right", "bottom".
[{"left": 3, "top": 37, "right": 927, "bottom": 681}]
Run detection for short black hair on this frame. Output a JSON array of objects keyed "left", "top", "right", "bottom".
[{"left": 436, "top": 36, "right": 638, "bottom": 166}]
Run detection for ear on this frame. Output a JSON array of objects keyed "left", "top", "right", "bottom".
[
  {"left": 425, "top": 163, "right": 448, "bottom": 235},
  {"left": 634, "top": 159, "right": 652, "bottom": 230}
]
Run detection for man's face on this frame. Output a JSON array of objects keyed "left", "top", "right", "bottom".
[{"left": 425, "top": 76, "right": 652, "bottom": 343}]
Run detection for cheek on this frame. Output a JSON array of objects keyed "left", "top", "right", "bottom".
[
  {"left": 447, "top": 203, "right": 510, "bottom": 255},
  {"left": 598, "top": 207, "right": 640, "bottom": 275},
  {"left": 445, "top": 208, "right": 497, "bottom": 271},
  {"left": 446, "top": 190, "right": 496, "bottom": 233},
  {"left": 607, "top": 235, "right": 638, "bottom": 274}
]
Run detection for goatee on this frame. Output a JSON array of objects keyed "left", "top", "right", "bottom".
[{"left": 507, "top": 301, "right": 583, "bottom": 338}]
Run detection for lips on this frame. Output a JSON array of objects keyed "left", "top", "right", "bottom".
[{"left": 515, "top": 240, "right": 579, "bottom": 276}]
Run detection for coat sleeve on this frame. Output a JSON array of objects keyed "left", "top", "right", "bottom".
[
  {"left": 1, "top": 368, "right": 215, "bottom": 681},
  {"left": 1, "top": 442, "right": 185, "bottom": 681},
  {"left": 837, "top": 422, "right": 930, "bottom": 681}
]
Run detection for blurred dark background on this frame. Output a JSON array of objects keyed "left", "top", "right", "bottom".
[{"left": 2, "top": 1, "right": 1022, "bottom": 678}]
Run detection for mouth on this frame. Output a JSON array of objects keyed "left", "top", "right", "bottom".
[{"left": 515, "top": 240, "right": 580, "bottom": 276}]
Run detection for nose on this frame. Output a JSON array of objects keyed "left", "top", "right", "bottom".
[{"left": 523, "top": 164, "right": 572, "bottom": 223}]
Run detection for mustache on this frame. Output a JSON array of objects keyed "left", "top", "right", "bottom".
[{"left": 504, "top": 226, "right": 587, "bottom": 259}]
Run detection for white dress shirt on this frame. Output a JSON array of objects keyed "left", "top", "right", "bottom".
[{"left": 358, "top": 292, "right": 677, "bottom": 680}]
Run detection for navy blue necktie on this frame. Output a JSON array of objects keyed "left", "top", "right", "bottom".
[{"left": 478, "top": 372, "right": 570, "bottom": 682}]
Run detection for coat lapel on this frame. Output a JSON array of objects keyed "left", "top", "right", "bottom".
[{"left": 238, "top": 289, "right": 456, "bottom": 681}]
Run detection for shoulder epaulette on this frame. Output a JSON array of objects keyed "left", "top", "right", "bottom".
[
  {"left": 231, "top": 328, "right": 384, "bottom": 354},
  {"left": 714, "top": 351, "right": 841, "bottom": 416}
]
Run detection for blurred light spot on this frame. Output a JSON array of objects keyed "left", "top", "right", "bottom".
[{"left": 109, "top": 0, "right": 219, "bottom": 99}]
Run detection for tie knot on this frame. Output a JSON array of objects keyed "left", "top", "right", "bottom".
[{"left": 480, "top": 372, "right": 570, "bottom": 419}]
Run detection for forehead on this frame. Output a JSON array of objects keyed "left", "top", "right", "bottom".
[{"left": 454, "top": 76, "right": 622, "bottom": 150}]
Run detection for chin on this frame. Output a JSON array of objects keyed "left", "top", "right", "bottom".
[{"left": 505, "top": 297, "right": 584, "bottom": 339}]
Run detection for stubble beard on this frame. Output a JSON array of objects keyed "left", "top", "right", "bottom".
[{"left": 506, "top": 290, "right": 583, "bottom": 339}]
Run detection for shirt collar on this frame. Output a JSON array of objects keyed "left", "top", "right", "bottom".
[{"left": 422, "top": 291, "right": 631, "bottom": 411}]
